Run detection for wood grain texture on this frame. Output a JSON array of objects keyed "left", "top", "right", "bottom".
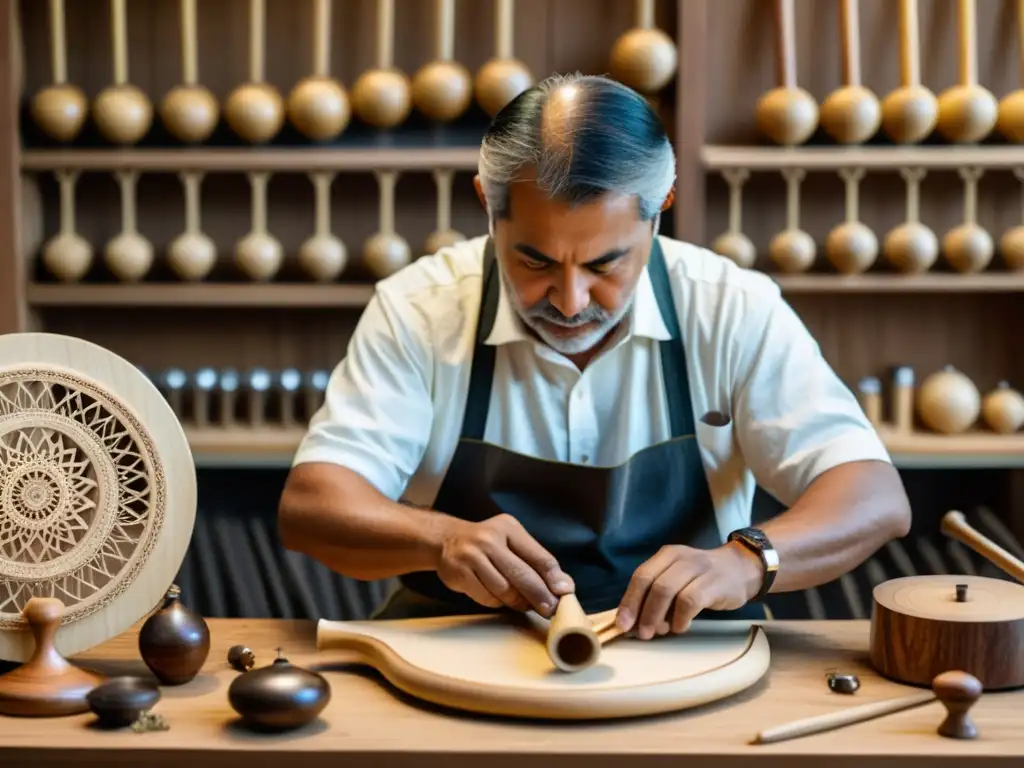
[
  {"left": 1, "top": 619, "right": 1022, "bottom": 767},
  {"left": 869, "top": 575, "right": 1024, "bottom": 690}
]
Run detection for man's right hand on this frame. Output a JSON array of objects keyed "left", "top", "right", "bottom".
[{"left": 434, "top": 514, "right": 574, "bottom": 616}]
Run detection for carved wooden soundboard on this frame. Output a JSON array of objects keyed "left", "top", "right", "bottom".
[{"left": 316, "top": 610, "right": 770, "bottom": 720}]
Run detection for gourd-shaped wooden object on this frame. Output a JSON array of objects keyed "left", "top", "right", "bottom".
[
  {"left": 880, "top": 0, "right": 937, "bottom": 143},
  {"left": 883, "top": 168, "right": 938, "bottom": 273},
  {"left": 981, "top": 382, "right": 1024, "bottom": 434},
  {"left": 474, "top": 0, "right": 533, "bottom": 117},
  {"left": 351, "top": 0, "right": 411, "bottom": 128},
  {"left": 609, "top": 0, "right": 678, "bottom": 95},
  {"left": 287, "top": 0, "right": 350, "bottom": 141},
  {"left": 42, "top": 170, "right": 93, "bottom": 282},
  {"left": 224, "top": 0, "right": 284, "bottom": 143},
  {"left": 138, "top": 585, "right": 210, "bottom": 685},
  {"left": 999, "top": 167, "right": 1024, "bottom": 271},
  {"left": 227, "top": 648, "right": 331, "bottom": 731},
  {"left": 161, "top": 0, "right": 219, "bottom": 144},
  {"left": 93, "top": 0, "right": 153, "bottom": 145},
  {"left": 756, "top": 0, "right": 818, "bottom": 145},
  {"left": 936, "top": 0, "right": 997, "bottom": 143},
  {"left": 298, "top": 172, "right": 347, "bottom": 281},
  {"left": 104, "top": 170, "right": 153, "bottom": 282},
  {"left": 710, "top": 169, "right": 756, "bottom": 269},
  {"left": 235, "top": 172, "right": 283, "bottom": 281},
  {"left": 916, "top": 366, "right": 981, "bottom": 435},
  {"left": 168, "top": 171, "right": 216, "bottom": 281},
  {"left": 819, "top": 0, "right": 880, "bottom": 144},
  {"left": 31, "top": 0, "right": 87, "bottom": 142},
  {"left": 412, "top": 0, "right": 473, "bottom": 123},
  {"left": 825, "top": 167, "right": 877, "bottom": 274},
  {"left": 424, "top": 169, "right": 466, "bottom": 254},
  {"left": 363, "top": 171, "right": 411, "bottom": 278},
  {"left": 769, "top": 168, "right": 815, "bottom": 272}
]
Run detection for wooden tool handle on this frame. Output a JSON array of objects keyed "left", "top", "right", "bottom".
[
  {"left": 752, "top": 692, "right": 936, "bottom": 744},
  {"left": 839, "top": 0, "right": 862, "bottom": 87},
  {"left": 775, "top": 0, "right": 798, "bottom": 89},
  {"left": 49, "top": 0, "right": 67, "bottom": 84},
  {"left": 546, "top": 594, "right": 600, "bottom": 672},
  {"left": 898, "top": 0, "right": 920, "bottom": 87},
  {"left": 941, "top": 510, "right": 1024, "bottom": 583}
]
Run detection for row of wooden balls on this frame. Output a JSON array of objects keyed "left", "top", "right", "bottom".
[
  {"left": 32, "top": 58, "right": 536, "bottom": 147},
  {"left": 918, "top": 367, "right": 1024, "bottom": 436}
]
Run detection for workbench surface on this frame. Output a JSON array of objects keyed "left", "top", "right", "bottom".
[{"left": 0, "top": 618, "right": 1020, "bottom": 767}]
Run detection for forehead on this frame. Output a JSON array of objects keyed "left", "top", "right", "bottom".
[{"left": 504, "top": 177, "right": 641, "bottom": 241}]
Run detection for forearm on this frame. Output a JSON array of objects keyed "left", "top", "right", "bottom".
[
  {"left": 278, "top": 463, "right": 452, "bottom": 581},
  {"left": 758, "top": 459, "right": 912, "bottom": 593}
]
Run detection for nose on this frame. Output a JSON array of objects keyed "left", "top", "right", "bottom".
[{"left": 549, "top": 268, "right": 590, "bottom": 318}]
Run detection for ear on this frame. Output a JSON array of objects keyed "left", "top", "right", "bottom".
[
  {"left": 473, "top": 175, "right": 487, "bottom": 210},
  {"left": 660, "top": 186, "right": 675, "bottom": 211}
]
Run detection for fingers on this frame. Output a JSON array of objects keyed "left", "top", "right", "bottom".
[
  {"left": 671, "top": 572, "right": 717, "bottom": 634},
  {"left": 469, "top": 552, "right": 532, "bottom": 612},
  {"left": 488, "top": 546, "right": 561, "bottom": 616},
  {"left": 615, "top": 546, "right": 678, "bottom": 633},
  {"left": 637, "top": 560, "right": 700, "bottom": 640},
  {"left": 503, "top": 519, "right": 575, "bottom": 597},
  {"left": 449, "top": 567, "right": 504, "bottom": 609}
]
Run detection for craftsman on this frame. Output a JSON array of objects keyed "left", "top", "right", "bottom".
[{"left": 278, "top": 73, "right": 912, "bottom": 639}]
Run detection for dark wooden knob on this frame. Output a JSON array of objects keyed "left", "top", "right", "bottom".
[{"left": 932, "top": 670, "right": 983, "bottom": 739}]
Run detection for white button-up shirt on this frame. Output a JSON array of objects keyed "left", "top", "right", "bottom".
[{"left": 293, "top": 235, "right": 891, "bottom": 540}]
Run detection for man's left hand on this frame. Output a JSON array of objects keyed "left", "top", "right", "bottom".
[{"left": 615, "top": 543, "right": 764, "bottom": 639}]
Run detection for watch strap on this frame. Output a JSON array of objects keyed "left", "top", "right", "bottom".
[{"left": 727, "top": 527, "right": 779, "bottom": 601}]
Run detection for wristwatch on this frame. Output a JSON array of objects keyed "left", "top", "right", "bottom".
[{"left": 727, "top": 527, "right": 779, "bottom": 600}]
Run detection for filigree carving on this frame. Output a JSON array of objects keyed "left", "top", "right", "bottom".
[{"left": 0, "top": 367, "right": 165, "bottom": 628}]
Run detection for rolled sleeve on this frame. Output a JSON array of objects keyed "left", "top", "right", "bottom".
[
  {"left": 292, "top": 285, "right": 435, "bottom": 501},
  {"left": 731, "top": 288, "right": 891, "bottom": 507}
]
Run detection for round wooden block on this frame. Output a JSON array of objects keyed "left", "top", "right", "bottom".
[
  {"left": 316, "top": 613, "right": 770, "bottom": 720},
  {"left": 0, "top": 333, "right": 197, "bottom": 663},
  {"left": 870, "top": 575, "right": 1024, "bottom": 690}
]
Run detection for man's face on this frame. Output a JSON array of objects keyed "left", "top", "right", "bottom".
[{"left": 478, "top": 175, "right": 661, "bottom": 356}]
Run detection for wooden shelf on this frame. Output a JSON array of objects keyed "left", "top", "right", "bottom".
[
  {"left": 26, "top": 272, "right": 1024, "bottom": 309},
  {"left": 182, "top": 426, "right": 1024, "bottom": 470},
  {"left": 877, "top": 428, "right": 1024, "bottom": 469},
  {"left": 26, "top": 283, "right": 376, "bottom": 307},
  {"left": 19, "top": 146, "right": 481, "bottom": 173},
  {"left": 770, "top": 273, "right": 1024, "bottom": 293},
  {"left": 702, "top": 144, "right": 1024, "bottom": 171}
]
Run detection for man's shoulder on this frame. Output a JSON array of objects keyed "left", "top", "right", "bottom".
[
  {"left": 372, "top": 235, "right": 487, "bottom": 317},
  {"left": 658, "top": 236, "right": 781, "bottom": 305}
]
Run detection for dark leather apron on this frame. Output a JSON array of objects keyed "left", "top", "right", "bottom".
[{"left": 376, "top": 236, "right": 764, "bottom": 622}]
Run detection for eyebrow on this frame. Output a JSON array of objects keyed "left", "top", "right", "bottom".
[{"left": 513, "top": 243, "right": 630, "bottom": 268}]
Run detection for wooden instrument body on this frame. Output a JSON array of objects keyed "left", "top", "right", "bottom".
[
  {"left": 316, "top": 611, "right": 770, "bottom": 720},
  {"left": 870, "top": 574, "right": 1024, "bottom": 690}
]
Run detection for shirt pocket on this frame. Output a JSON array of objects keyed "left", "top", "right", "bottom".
[{"left": 695, "top": 410, "right": 736, "bottom": 469}]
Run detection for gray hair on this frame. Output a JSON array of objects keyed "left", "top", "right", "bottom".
[{"left": 477, "top": 73, "right": 676, "bottom": 224}]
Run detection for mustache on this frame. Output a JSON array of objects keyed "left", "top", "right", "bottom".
[{"left": 523, "top": 298, "right": 611, "bottom": 327}]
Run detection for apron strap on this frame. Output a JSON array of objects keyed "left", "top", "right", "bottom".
[
  {"left": 459, "top": 238, "right": 500, "bottom": 441},
  {"left": 459, "top": 236, "right": 696, "bottom": 441},
  {"left": 647, "top": 237, "right": 697, "bottom": 438}
]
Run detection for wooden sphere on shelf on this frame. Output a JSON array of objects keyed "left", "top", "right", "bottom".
[
  {"left": 710, "top": 232, "right": 756, "bottom": 269},
  {"left": 754, "top": 87, "right": 819, "bottom": 146},
  {"left": 936, "top": 84, "right": 998, "bottom": 143},
  {"left": 825, "top": 222, "right": 878, "bottom": 274},
  {"left": 92, "top": 84, "right": 153, "bottom": 144},
  {"left": 42, "top": 233, "right": 92, "bottom": 283},
  {"left": 30, "top": 84, "right": 88, "bottom": 142},
  {"left": 819, "top": 85, "right": 881, "bottom": 144},
  {"left": 997, "top": 90, "right": 1024, "bottom": 142},
  {"left": 235, "top": 232, "right": 283, "bottom": 281},
  {"left": 916, "top": 365, "right": 981, "bottom": 434},
  {"left": 363, "top": 232, "right": 411, "bottom": 278},
  {"left": 104, "top": 232, "right": 153, "bottom": 282},
  {"left": 298, "top": 234, "right": 347, "bottom": 282},
  {"left": 768, "top": 229, "right": 816, "bottom": 273},
  {"left": 942, "top": 224, "right": 993, "bottom": 273},
  {"left": 883, "top": 222, "right": 939, "bottom": 273},
  {"left": 287, "top": 77, "right": 351, "bottom": 141},
  {"left": 168, "top": 232, "right": 216, "bottom": 281},
  {"left": 224, "top": 83, "right": 285, "bottom": 144},
  {"left": 351, "top": 69, "right": 412, "bottom": 129},
  {"left": 880, "top": 85, "right": 938, "bottom": 144},
  {"left": 981, "top": 382, "right": 1024, "bottom": 434},
  {"left": 474, "top": 58, "right": 533, "bottom": 117},
  {"left": 999, "top": 226, "right": 1024, "bottom": 270},
  {"left": 424, "top": 228, "right": 466, "bottom": 256},
  {"left": 412, "top": 60, "right": 473, "bottom": 123},
  {"left": 609, "top": 27, "right": 678, "bottom": 94},
  {"left": 160, "top": 84, "right": 219, "bottom": 144}
]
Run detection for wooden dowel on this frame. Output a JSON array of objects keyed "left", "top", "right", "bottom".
[
  {"left": 377, "top": 0, "right": 394, "bottom": 69},
  {"left": 941, "top": 510, "right": 1024, "bottom": 583},
  {"left": 776, "top": 0, "right": 797, "bottom": 89},
  {"left": 898, "top": 0, "right": 920, "bottom": 87},
  {"left": 437, "top": 0, "right": 455, "bottom": 61},
  {"left": 495, "top": 0, "right": 513, "bottom": 59},
  {"left": 839, "top": 0, "right": 862, "bottom": 87},
  {"left": 50, "top": 0, "right": 67, "bottom": 84},
  {"left": 111, "top": 0, "right": 127, "bottom": 84},
  {"left": 753, "top": 692, "right": 936, "bottom": 744},
  {"left": 313, "top": 0, "right": 330, "bottom": 76},
  {"left": 250, "top": 0, "right": 265, "bottom": 83},
  {"left": 181, "top": 0, "right": 198, "bottom": 84}
]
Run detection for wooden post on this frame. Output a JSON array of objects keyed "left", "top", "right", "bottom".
[
  {"left": 0, "top": 0, "right": 25, "bottom": 335},
  {"left": 674, "top": 0, "right": 707, "bottom": 245}
]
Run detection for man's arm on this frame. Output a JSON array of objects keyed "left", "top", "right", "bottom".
[{"left": 616, "top": 282, "right": 911, "bottom": 637}]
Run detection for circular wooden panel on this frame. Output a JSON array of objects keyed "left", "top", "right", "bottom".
[
  {"left": 0, "top": 333, "right": 196, "bottom": 662},
  {"left": 317, "top": 613, "right": 770, "bottom": 720}
]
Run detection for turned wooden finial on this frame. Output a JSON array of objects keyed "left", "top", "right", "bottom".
[{"left": 933, "top": 670, "right": 982, "bottom": 739}]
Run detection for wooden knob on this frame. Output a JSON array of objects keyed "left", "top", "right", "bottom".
[{"left": 932, "top": 670, "right": 982, "bottom": 739}]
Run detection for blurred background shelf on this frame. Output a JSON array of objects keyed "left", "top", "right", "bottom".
[
  {"left": 26, "top": 282, "right": 376, "bottom": 307},
  {"left": 702, "top": 144, "right": 1024, "bottom": 171},
  {"left": 769, "top": 273, "right": 1024, "bottom": 293}
]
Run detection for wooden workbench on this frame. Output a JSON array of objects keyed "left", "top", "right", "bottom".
[{"left": 0, "top": 619, "right": 1020, "bottom": 767}]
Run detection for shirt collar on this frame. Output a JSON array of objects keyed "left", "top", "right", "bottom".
[{"left": 484, "top": 262, "right": 671, "bottom": 346}]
